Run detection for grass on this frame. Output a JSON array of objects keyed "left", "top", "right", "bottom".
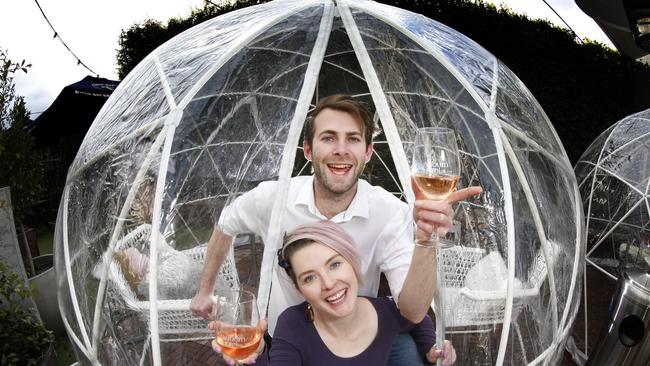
[
  {"left": 36, "top": 224, "right": 54, "bottom": 256},
  {"left": 54, "top": 334, "right": 77, "bottom": 365},
  {"left": 35, "top": 223, "right": 78, "bottom": 366}
]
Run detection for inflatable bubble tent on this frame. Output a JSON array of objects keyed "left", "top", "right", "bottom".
[
  {"left": 54, "top": 0, "right": 584, "bottom": 364},
  {"left": 574, "top": 109, "right": 650, "bottom": 353},
  {"left": 576, "top": 109, "right": 650, "bottom": 278}
]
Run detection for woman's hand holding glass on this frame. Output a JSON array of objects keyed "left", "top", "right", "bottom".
[{"left": 208, "top": 290, "right": 267, "bottom": 365}]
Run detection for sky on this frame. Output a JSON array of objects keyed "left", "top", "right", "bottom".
[{"left": 1, "top": 0, "right": 614, "bottom": 120}]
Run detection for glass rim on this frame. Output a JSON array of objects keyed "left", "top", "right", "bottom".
[{"left": 218, "top": 288, "right": 257, "bottom": 303}]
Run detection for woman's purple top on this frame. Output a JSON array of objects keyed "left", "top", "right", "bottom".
[{"left": 255, "top": 297, "right": 435, "bottom": 365}]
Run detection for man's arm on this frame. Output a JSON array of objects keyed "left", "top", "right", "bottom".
[
  {"left": 398, "top": 182, "right": 483, "bottom": 322},
  {"left": 398, "top": 244, "right": 438, "bottom": 323},
  {"left": 190, "top": 225, "right": 234, "bottom": 318}
]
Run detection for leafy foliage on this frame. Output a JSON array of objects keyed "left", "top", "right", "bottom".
[
  {"left": 115, "top": 0, "right": 650, "bottom": 164},
  {"left": 0, "top": 260, "right": 54, "bottom": 366},
  {"left": 116, "top": 0, "right": 270, "bottom": 79},
  {"left": 381, "top": 0, "right": 650, "bottom": 163},
  {"left": 0, "top": 50, "right": 30, "bottom": 130},
  {"left": 0, "top": 49, "right": 44, "bottom": 225}
]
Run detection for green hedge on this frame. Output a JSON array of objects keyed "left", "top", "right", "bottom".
[
  {"left": 116, "top": 0, "right": 650, "bottom": 164},
  {"left": 382, "top": 0, "right": 650, "bottom": 163}
]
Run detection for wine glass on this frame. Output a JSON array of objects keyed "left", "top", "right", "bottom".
[
  {"left": 411, "top": 127, "right": 461, "bottom": 248},
  {"left": 212, "top": 289, "right": 262, "bottom": 365},
  {"left": 411, "top": 127, "right": 460, "bottom": 366}
]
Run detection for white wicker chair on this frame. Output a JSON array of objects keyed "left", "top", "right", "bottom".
[
  {"left": 103, "top": 224, "right": 240, "bottom": 337},
  {"left": 441, "top": 242, "right": 559, "bottom": 328}
]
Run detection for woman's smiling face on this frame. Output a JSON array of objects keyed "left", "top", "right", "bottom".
[{"left": 290, "top": 242, "right": 359, "bottom": 321}]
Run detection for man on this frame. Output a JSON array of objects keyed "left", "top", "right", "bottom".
[{"left": 191, "top": 95, "right": 481, "bottom": 364}]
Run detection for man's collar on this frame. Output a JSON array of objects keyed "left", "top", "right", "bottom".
[
  {"left": 294, "top": 175, "right": 370, "bottom": 221},
  {"left": 342, "top": 179, "right": 370, "bottom": 220},
  {"left": 295, "top": 175, "right": 317, "bottom": 214}
]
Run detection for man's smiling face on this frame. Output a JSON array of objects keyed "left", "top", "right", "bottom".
[{"left": 304, "top": 108, "right": 373, "bottom": 196}]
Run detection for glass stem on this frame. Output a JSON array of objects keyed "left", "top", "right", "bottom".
[{"left": 435, "top": 246, "right": 446, "bottom": 366}]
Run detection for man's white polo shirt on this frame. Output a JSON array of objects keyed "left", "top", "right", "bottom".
[{"left": 218, "top": 175, "right": 414, "bottom": 334}]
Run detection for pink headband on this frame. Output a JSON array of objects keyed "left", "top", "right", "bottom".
[{"left": 280, "top": 220, "right": 362, "bottom": 281}]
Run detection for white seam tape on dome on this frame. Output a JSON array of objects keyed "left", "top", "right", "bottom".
[
  {"left": 372, "top": 148, "right": 402, "bottom": 195},
  {"left": 149, "top": 108, "right": 183, "bottom": 366},
  {"left": 575, "top": 162, "right": 596, "bottom": 189},
  {"left": 177, "top": 90, "right": 301, "bottom": 201},
  {"left": 345, "top": 0, "right": 500, "bottom": 204},
  {"left": 646, "top": 177, "right": 650, "bottom": 217},
  {"left": 583, "top": 116, "right": 619, "bottom": 271},
  {"left": 498, "top": 123, "right": 573, "bottom": 177},
  {"left": 443, "top": 86, "right": 485, "bottom": 161},
  {"left": 322, "top": 59, "right": 366, "bottom": 81},
  {"left": 529, "top": 317, "right": 579, "bottom": 366},
  {"left": 140, "top": 335, "right": 151, "bottom": 366},
  {"left": 382, "top": 90, "right": 483, "bottom": 118},
  {"left": 488, "top": 58, "right": 500, "bottom": 114},
  {"left": 356, "top": 31, "right": 467, "bottom": 109},
  {"left": 177, "top": 2, "right": 316, "bottom": 111},
  {"left": 514, "top": 322, "right": 528, "bottom": 364},
  {"left": 66, "top": 117, "right": 166, "bottom": 182},
  {"left": 61, "top": 185, "right": 94, "bottom": 359},
  {"left": 338, "top": 0, "right": 412, "bottom": 200},
  {"left": 338, "top": 3, "right": 447, "bottom": 351},
  {"left": 500, "top": 131, "right": 560, "bottom": 337},
  {"left": 172, "top": 141, "right": 285, "bottom": 156},
  {"left": 59, "top": 313, "right": 97, "bottom": 364},
  {"left": 585, "top": 258, "right": 617, "bottom": 280},
  {"left": 248, "top": 45, "right": 311, "bottom": 57},
  {"left": 488, "top": 64, "right": 519, "bottom": 365},
  {"left": 529, "top": 318, "right": 578, "bottom": 366},
  {"left": 559, "top": 184, "right": 584, "bottom": 340},
  {"left": 154, "top": 54, "right": 178, "bottom": 109},
  {"left": 89, "top": 125, "right": 168, "bottom": 357},
  {"left": 491, "top": 125, "right": 514, "bottom": 366},
  {"left": 193, "top": 92, "right": 299, "bottom": 104},
  {"left": 258, "top": 2, "right": 334, "bottom": 315},
  {"left": 586, "top": 217, "right": 647, "bottom": 232},
  {"left": 586, "top": 197, "right": 644, "bottom": 257},
  {"left": 355, "top": 29, "right": 485, "bottom": 164},
  {"left": 583, "top": 255, "right": 589, "bottom": 353},
  {"left": 580, "top": 161, "right": 647, "bottom": 197},
  {"left": 488, "top": 111, "right": 517, "bottom": 366},
  {"left": 598, "top": 131, "right": 650, "bottom": 168},
  {"left": 350, "top": 1, "right": 491, "bottom": 117},
  {"left": 528, "top": 345, "right": 554, "bottom": 366}
]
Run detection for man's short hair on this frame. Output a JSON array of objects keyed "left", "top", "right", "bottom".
[{"left": 304, "top": 94, "right": 377, "bottom": 147}]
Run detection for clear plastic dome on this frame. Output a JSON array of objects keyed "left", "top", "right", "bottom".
[
  {"left": 55, "top": 0, "right": 584, "bottom": 365},
  {"left": 575, "top": 109, "right": 650, "bottom": 280}
]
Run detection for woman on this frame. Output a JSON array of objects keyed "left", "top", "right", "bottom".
[{"left": 211, "top": 220, "right": 456, "bottom": 365}]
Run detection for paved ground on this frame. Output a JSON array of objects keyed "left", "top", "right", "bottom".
[
  {"left": 161, "top": 239, "right": 263, "bottom": 366},
  {"left": 563, "top": 266, "right": 617, "bottom": 365}
]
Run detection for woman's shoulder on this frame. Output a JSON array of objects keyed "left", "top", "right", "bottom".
[
  {"left": 365, "top": 296, "right": 397, "bottom": 308},
  {"left": 275, "top": 302, "right": 312, "bottom": 335},
  {"left": 278, "top": 301, "right": 307, "bottom": 318},
  {"left": 362, "top": 296, "right": 401, "bottom": 319}
]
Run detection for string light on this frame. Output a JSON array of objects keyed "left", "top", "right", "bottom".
[
  {"left": 541, "top": 0, "right": 584, "bottom": 43},
  {"left": 33, "top": 0, "right": 100, "bottom": 77}
]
